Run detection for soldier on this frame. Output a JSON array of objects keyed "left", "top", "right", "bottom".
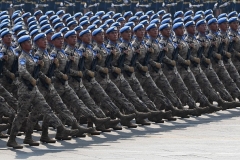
[
  {"left": 64, "top": 30, "right": 132, "bottom": 130},
  {"left": 228, "top": 17, "right": 240, "bottom": 73},
  {"left": 185, "top": 20, "right": 236, "bottom": 109},
  {"left": 34, "top": 33, "right": 95, "bottom": 140},
  {"left": 7, "top": 35, "right": 79, "bottom": 149},
  {"left": 50, "top": 32, "right": 111, "bottom": 130},
  {"left": 133, "top": 23, "right": 190, "bottom": 118},
  {"left": 172, "top": 22, "right": 221, "bottom": 112},
  {"left": 207, "top": 18, "right": 240, "bottom": 100},
  {"left": 78, "top": 29, "right": 142, "bottom": 128},
  {"left": 91, "top": 28, "right": 163, "bottom": 125},
  {"left": 159, "top": 23, "right": 206, "bottom": 115},
  {"left": 196, "top": 19, "right": 237, "bottom": 103}
]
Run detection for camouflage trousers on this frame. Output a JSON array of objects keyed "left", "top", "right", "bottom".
[
  {"left": 178, "top": 67, "right": 210, "bottom": 106},
  {"left": 69, "top": 79, "right": 106, "bottom": 118},
  {"left": 38, "top": 83, "right": 77, "bottom": 125},
  {"left": 191, "top": 65, "right": 221, "bottom": 103},
  {"left": 110, "top": 73, "right": 149, "bottom": 113},
  {"left": 82, "top": 78, "right": 120, "bottom": 115},
  {"left": 0, "top": 96, "right": 15, "bottom": 124},
  {"left": 150, "top": 69, "right": 183, "bottom": 109},
  {"left": 0, "top": 77, "right": 19, "bottom": 99},
  {"left": 0, "top": 83, "right": 18, "bottom": 112},
  {"left": 163, "top": 67, "right": 197, "bottom": 109},
  {"left": 224, "top": 60, "right": 240, "bottom": 89},
  {"left": 201, "top": 64, "right": 234, "bottom": 102},
  {"left": 96, "top": 74, "right": 136, "bottom": 113},
  {"left": 135, "top": 71, "right": 172, "bottom": 111},
  {"left": 213, "top": 60, "right": 240, "bottom": 99},
  {"left": 54, "top": 81, "right": 95, "bottom": 118},
  {"left": 10, "top": 84, "right": 62, "bottom": 136}
]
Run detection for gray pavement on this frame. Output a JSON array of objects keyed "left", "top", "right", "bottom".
[{"left": 1, "top": 108, "right": 240, "bottom": 160}]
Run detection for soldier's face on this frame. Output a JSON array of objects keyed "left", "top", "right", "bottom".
[
  {"left": 161, "top": 28, "right": 171, "bottom": 37},
  {"left": 135, "top": 28, "right": 145, "bottom": 39},
  {"left": 94, "top": 32, "right": 105, "bottom": 43},
  {"left": 186, "top": 25, "right": 196, "bottom": 35},
  {"left": 108, "top": 31, "right": 118, "bottom": 41},
  {"left": 174, "top": 26, "right": 184, "bottom": 36},
  {"left": 229, "top": 21, "right": 239, "bottom": 31},
  {"left": 22, "top": 40, "right": 32, "bottom": 51},
  {"left": 67, "top": 35, "right": 77, "bottom": 46},
  {"left": 209, "top": 22, "right": 218, "bottom": 32},
  {"left": 197, "top": 24, "right": 207, "bottom": 33},
  {"left": 53, "top": 37, "right": 64, "bottom": 48},
  {"left": 47, "top": 32, "right": 54, "bottom": 41},
  {"left": 121, "top": 30, "right": 132, "bottom": 41},
  {"left": 148, "top": 28, "right": 158, "bottom": 37},
  {"left": 120, "top": 21, "right": 126, "bottom": 27},
  {"left": 219, "top": 22, "right": 228, "bottom": 31},
  {"left": 36, "top": 37, "right": 47, "bottom": 49},
  {"left": 2, "top": 34, "right": 12, "bottom": 44},
  {"left": 81, "top": 33, "right": 91, "bottom": 44}
]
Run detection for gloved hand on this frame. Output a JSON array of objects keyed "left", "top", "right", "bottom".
[
  {"left": 45, "top": 77, "right": 51, "bottom": 84},
  {"left": 141, "top": 66, "right": 149, "bottom": 72},
  {"left": 171, "top": 60, "right": 176, "bottom": 66},
  {"left": 30, "top": 78, "right": 36, "bottom": 86},
  {"left": 62, "top": 74, "right": 68, "bottom": 80},
  {"left": 113, "top": 67, "right": 121, "bottom": 74},
  {"left": 53, "top": 58, "right": 59, "bottom": 67},
  {"left": 204, "top": 58, "right": 211, "bottom": 64},
  {"left": 225, "top": 52, "right": 231, "bottom": 58},
  {"left": 77, "top": 71, "right": 83, "bottom": 77},
  {"left": 128, "top": 66, "right": 134, "bottom": 72},
  {"left": 100, "top": 67, "right": 108, "bottom": 74},
  {"left": 185, "top": 60, "right": 191, "bottom": 66},
  {"left": 193, "top": 57, "right": 200, "bottom": 64},
  {"left": 215, "top": 53, "right": 222, "bottom": 60},
  {"left": 154, "top": 62, "right": 161, "bottom": 69},
  {"left": 9, "top": 73, "right": 15, "bottom": 80},
  {"left": 87, "top": 70, "right": 95, "bottom": 78}
]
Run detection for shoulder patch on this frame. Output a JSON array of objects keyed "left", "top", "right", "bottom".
[
  {"left": 20, "top": 58, "right": 26, "bottom": 65},
  {"left": 0, "top": 52, "right": 3, "bottom": 58}
]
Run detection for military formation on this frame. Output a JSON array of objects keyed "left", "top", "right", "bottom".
[{"left": 0, "top": 1, "right": 240, "bottom": 150}]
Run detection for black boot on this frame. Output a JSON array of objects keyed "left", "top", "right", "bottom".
[
  {"left": 135, "top": 111, "right": 151, "bottom": 119},
  {"left": 96, "top": 125, "right": 112, "bottom": 132},
  {"left": 72, "top": 122, "right": 94, "bottom": 137},
  {"left": 34, "top": 123, "right": 42, "bottom": 131},
  {"left": 208, "top": 104, "right": 222, "bottom": 113},
  {"left": 135, "top": 118, "right": 151, "bottom": 125},
  {"left": 104, "top": 119, "right": 122, "bottom": 130},
  {"left": 163, "top": 110, "right": 176, "bottom": 121},
  {"left": 116, "top": 112, "right": 135, "bottom": 122},
  {"left": 87, "top": 121, "right": 101, "bottom": 135},
  {"left": 55, "top": 125, "right": 79, "bottom": 140},
  {"left": 7, "top": 135, "right": 23, "bottom": 149},
  {"left": 40, "top": 127, "right": 56, "bottom": 143},
  {"left": 91, "top": 116, "right": 110, "bottom": 128},
  {"left": 23, "top": 132, "right": 40, "bottom": 146}
]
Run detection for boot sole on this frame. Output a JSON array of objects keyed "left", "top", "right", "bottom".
[
  {"left": 8, "top": 145, "right": 23, "bottom": 149},
  {"left": 55, "top": 137, "right": 72, "bottom": 140},
  {"left": 40, "top": 140, "right": 56, "bottom": 143}
]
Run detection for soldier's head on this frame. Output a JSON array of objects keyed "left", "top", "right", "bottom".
[
  {"left": 196, "top": 20, "right": 207, "bottom": 34},
  {"left": 147, "top": 23, "right": 159, "bottom": 38},
  {"left": 208, "top": 18, "right": 218, "bottom": 32},
  {"left": 106, "top": 27, "right": 118, "bottom": 42},
  {"left": 18, "top": 35, "right": 32, "bottom": 52},
  {"left": 229, "top": 17, "right": 239, "bottom": 31},
  {"left": 173, "top": 22, "right": 184, "bottom": 36},
  {"left": 80, "top": 29, "right": 91, "bottom": 44},
  {"left": 185, "top": 21, "right": 196, "bottom": 35},
  {"left": 34, "top": 33, "right": 47, "bottom": 50},
  {"left": 92, "top": 28, "right": 104, "bottom": 44},
  {"left": 159, "top": 23, "right": 171, "bottom": 38},
  {"left": 1, "top": 29, "right": 12, "bottom": 45},
  {"left": 45, "top": 28, "right": 55, "bottom": 43},
  {"left": 218, "top": 18, "right": 228, "bottom": 32},
  {"left": 74, "top": 26, "right": 83, "bottom": 40},
  {"left": 34, "top": 10, "right": 43, "bottom": 22},
  {"left": 120, "top": 26, "right": 132, "bottom": 41},
  {"left": 22, "top": 12, "right": 31, "bottom": 24},
  {"left": 65, "top": 30, "right": 77, "bottom": 46},
  {"left": 51, "top": 32, "right": 64, "bottom": 49},
  {"left": 133, "top": 24, "right": 145, "bottom": 39}
]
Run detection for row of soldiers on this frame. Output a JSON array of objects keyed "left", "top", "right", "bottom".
[
  {"left": 0, "top": 8, "right": 240, "bottom": 149},
  {"left": 2, "top": 0, "right": 238, "bottom": 16}
]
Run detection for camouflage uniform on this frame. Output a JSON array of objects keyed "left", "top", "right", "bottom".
[
  {"left": 34, "top": 48, "right": 79, "bottom": 125},
  {"left": 229, "top": 29, "right": 240, "bottom": 72},
  {"left": 159, "top": 37, "right": 197, "bottom": 109},
  {"left": 10, "top": 51, "right": 62, "bottom": 136},
  {"left": 131, "top": 38, "right": 176, "bottom": 110},
  {"left": 78, "top": 43, "right": 126, "bottom": 115},
  {"left": 196, "top": 33, "right": 234, "bottom": 101},
  {"left": 220, "top": 31, "right": 240, "bottom": 89},
  {"left": 91, "top": 43, "right": 143, "bottom": 113},
  {"left": 0, "top": 83, "right": 18, "bottom": 112},
  {"left": 106, "top": 41, "right": 151, "bottom": 112},
  {"left": 52, "top": 47, "right": 97, "bottom": 118},
  {"left": 173, "top": 36, "right": 212, "bottom": 106},
  {"left": 185, "top": 34, "right": 225, "bottom": 103},
  {"left": 64, "top": 45, "right": 106, "bottom": 118},
  {"left": 207, "top": 31, "right": 240, "bottom": 99},
  {"left": 0, "top": 96, "right": 15, "bottom": 125},
  {"left": 145, "top": 38, "right": 183, "bottom": 109}
]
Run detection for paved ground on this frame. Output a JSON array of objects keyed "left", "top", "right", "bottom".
[{"left": 1, "top": 107, "right": 240, "bottom": 160}]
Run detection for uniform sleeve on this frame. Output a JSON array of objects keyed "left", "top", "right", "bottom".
[
  {"left": 54, "top": 53, "right": 64, "bottom": 79},
  {"left": 19, "top": 56, "right": 34, "bottom": 81},
  {"left": 35, "top": 52, "right": 48, "bottom": 81}
]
